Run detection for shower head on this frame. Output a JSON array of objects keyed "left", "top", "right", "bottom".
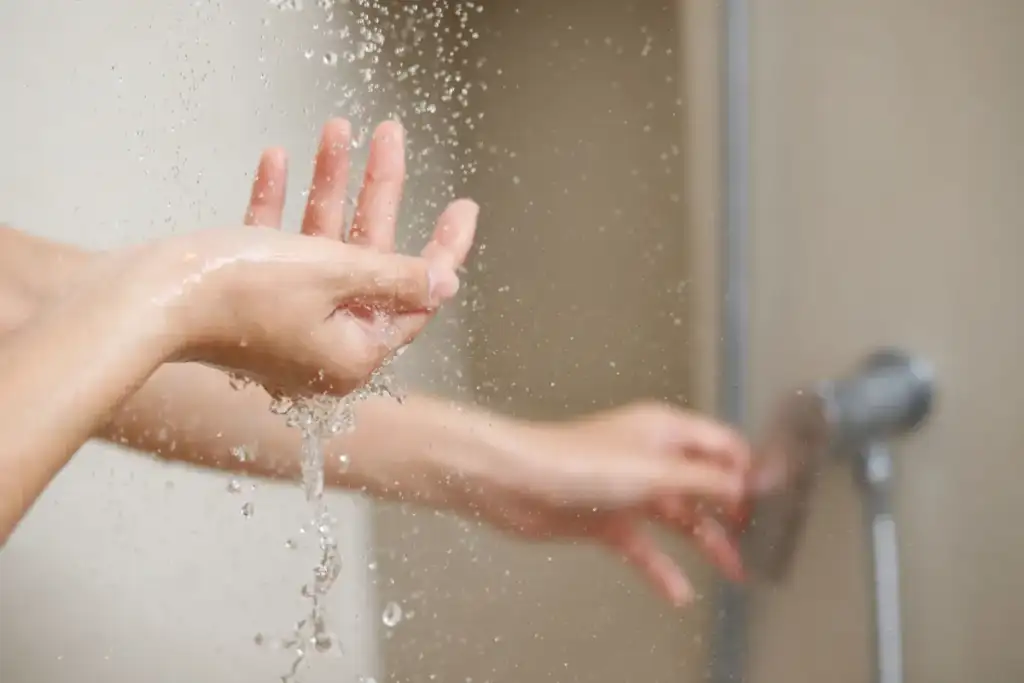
[{"left": 739, "top": 349, "right": 935, "bottom": 582}]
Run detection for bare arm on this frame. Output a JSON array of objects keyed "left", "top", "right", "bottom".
[
  {"left": 0, "top": 255, "right": 172, "bottom": 543},
  {"left": 99, "top": 363, "right": 520, "bottom": 511}
]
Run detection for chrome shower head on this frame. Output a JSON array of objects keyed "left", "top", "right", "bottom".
[{"left": 739, "top": 349, "right": 936, "bottom": 582}]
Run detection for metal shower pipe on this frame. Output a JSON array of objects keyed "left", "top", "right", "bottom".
[{"left": 708, "top": 0, "right": 751, "bottom": 681}]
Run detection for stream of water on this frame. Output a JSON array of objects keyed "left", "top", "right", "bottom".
[{"left": 240, "top": 371, "right": 401, "bottom": 683}]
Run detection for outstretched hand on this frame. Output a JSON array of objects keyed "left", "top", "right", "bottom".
[{"left": 466, "top": 402, "right": 751, "bottom": 605}]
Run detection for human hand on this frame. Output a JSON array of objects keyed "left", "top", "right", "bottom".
[
  {"left": 8, "top": 118, "right": 475, "bottom": 398},
  {"left": 244, "top": 117, "right": 478, "bottom": 323},
  {"left": 73, "top": 224, "right": 458, "bottom": 396},
  {"left": 451, "top": 402, "right": 751, "bottom": 606}
]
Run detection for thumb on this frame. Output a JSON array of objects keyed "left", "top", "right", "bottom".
[{"left": 333, "top": 248, "right": 460, "bottom": 312}]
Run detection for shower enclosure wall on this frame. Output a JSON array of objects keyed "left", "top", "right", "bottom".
[{"left": 739, "top": 2, "right": 1024, "bottom": 681}]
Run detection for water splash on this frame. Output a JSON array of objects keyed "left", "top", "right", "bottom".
[
  {"left": 381, "top": 601, "right": 403, "bottom": 628},
  {"left": 251, "top": 369, "right": 403, "bottom": 683},
  {"left": 252, "top": 1, "right": 485, "bottom": 679},
  {"left": 265, "top": 0, "right": 487, "bottom": 232}
]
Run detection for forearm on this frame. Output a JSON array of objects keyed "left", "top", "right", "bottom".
[
  {"left": 0, "top": 225, "right": 89, "bottom": 334},
  {"left": 0, "top": 280, "right": 172, "bottom": 543},
  {"left": 100, "top": 360, "right": 524, "bottom": 511}
]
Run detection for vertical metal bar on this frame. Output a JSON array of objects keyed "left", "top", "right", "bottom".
[
  {"left": 709, "top": 0, "right": 751, "bottom": 681},
  {"left": 857, "top": 442, "right": 905, "bottom": 683}
]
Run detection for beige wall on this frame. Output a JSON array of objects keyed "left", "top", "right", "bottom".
[
  {"left": 0, "top": 2, "right": 465, "bottom": 682},
  {"left": 374, "top": 2, "right": 717, "bottom": 682},
  {"left": 740, "top": 2, "right": 1024, "bottom": 682}
]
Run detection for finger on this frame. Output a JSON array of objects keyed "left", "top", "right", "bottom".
[
  {"left": 420, "top": 198, "right": 480, "bottom": 270},
  {"left": 691, "top": 517, "right": 747, "bottom": 582},
  {"left": 656, "top": 499, "right": 746, "bottom": 583},
  {"left": 363, "top": 198, "right": 479, "bottom": 350},
  {"left": 603, "top": 521, "right": 694, "bottom": 606},
  {"left": 333, "top": 248, "right": 460, "bottom": 312},
  {"left": 662, "top": 410, "right": 752, "bottom": 473},
  {"left": 301, "top": 118, "right": 352, "bottom": 239},
  {"left": 349, "top": 120, "right": 405, "bottom": 251},
  {"left": 244, "top": 147, "right": 288, "bottom": 228}
]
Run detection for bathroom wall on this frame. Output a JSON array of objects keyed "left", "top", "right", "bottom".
[
  {"left": 732, "top": 2, "right": 1024, "bottom": 682},
  {"left": 372, "top": 2, "right": 715, "bottom": 682},
  {"left": 0, "top": 2, "right": 466, "bottom": 682}
]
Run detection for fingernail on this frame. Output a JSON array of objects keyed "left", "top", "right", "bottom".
[
  {"left": 376, "top": 121, "right": 405, "bottom": 144},
  {"left": 428, "top": 267, "right": 460, "bottom": 302},
  {"left": 672, "top": 587, "right": 695, "bottom": 608}
]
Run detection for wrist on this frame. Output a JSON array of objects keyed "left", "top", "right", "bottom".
[
  {"left": 327, "top": 396, "right": 530, "bottom": 513},
  {"left": 61, "top": 244, "right": 190, "bottom": 366},
  {"left": 0, "top": 225, "right": 91, "bottom": 332},
  {"left": 112, "top": 238, "right": 220, "bottom": 363}
]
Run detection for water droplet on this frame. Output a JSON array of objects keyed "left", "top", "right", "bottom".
[
  {"left": 241, "top": 502, "right": 255, "bottom": 518},
  {"left": 382, "top": 601, "right": 403, "bottom": 628},
  {"left": 313, "top": 632, "right": 333, "bottom": 652},
  {"left": 269, "top": 395, "right": 295, "bottom": 415},
  {"left": 226, "top": 479, "right": 242, "bottom": 494},
  {"left": 231, "top": 445, "right": 253, "bottom": 463},
  {"left": 323, "top": 51, "right": 339, "bottom": 66}
]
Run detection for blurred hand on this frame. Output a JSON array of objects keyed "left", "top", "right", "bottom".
[{"left": 460, "top": 402, "right": 751, "bottom": 606}]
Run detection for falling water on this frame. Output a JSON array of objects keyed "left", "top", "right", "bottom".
[
  {"left": 250, "top": 369, "right": 403, "bottom": 683},
  {"left": 248, "top": 0, "right": 486, "bottom": 680}
]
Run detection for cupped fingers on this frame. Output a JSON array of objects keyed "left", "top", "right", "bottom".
[
  {"left": 673, "top": 414, "right": 752, "bottom": 473},
  {"left": 657, "top": 458, "right": 747, "bottom": 511},
  {"left": 245, "top": 147, "right": 288, "bottom": 228},
  {"left": 626, "top": 403, "right": 752, "bottom": 474},
  {"left": 656, "top": 498, "right": 746, "bottom": 583},
  {"left": 602, "top": 520, "right": 694, "bottom": 607},
  {"left": 654, "top": 458, "right": 751, "bottom": 535}
]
